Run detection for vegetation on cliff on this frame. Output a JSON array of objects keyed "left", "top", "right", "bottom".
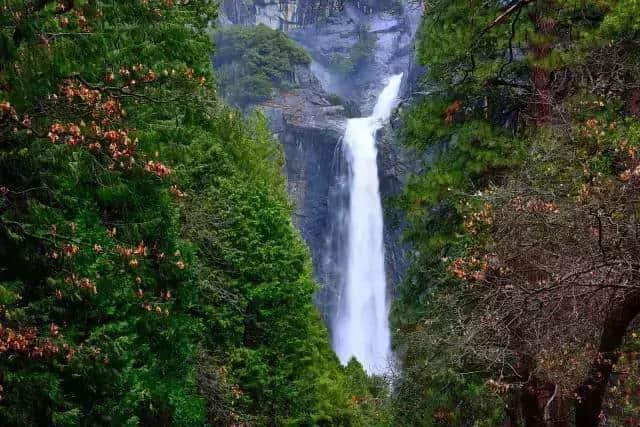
[
  {"left": 393, "top": 0, "right": 640, "bottom": 425},
  {"left": 329, "top": 24, "right": 377, "bottom": 76},
  {"left": 213, "top": 24, "right": 310, "bottom": 108},
  {"left": 0, "top": 1, "right": 375, "bottom": 425}
]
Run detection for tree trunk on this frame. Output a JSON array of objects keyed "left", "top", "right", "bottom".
[
  {"left": 529, "top": 1, "right": 556, "bottom": 125},
  {"left": 575, "top": 293, "right": 640, "bottom": 426},
  {"left": 521, "top": 379, "right": 566, "bottom": 427},
  {"left": 630, "top": 89, "right": 640, "bottom": 116}
]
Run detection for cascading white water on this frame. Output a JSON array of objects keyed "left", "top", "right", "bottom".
[{"left": 333, "top": 73, "right": 403, "bottom": 374}]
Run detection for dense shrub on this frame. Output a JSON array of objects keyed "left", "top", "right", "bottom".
[{"left": 213, "top": 24, "right": 310, "bottom": 107}]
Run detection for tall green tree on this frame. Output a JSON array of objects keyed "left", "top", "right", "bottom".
[
  {"left": 394, "top": 0, "right": 640, "bottom": 425},
  {"left": 0, "top": 1, "right": 372, "bottom": 425}
]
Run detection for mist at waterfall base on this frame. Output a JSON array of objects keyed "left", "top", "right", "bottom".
[{"left": 332, "top": 74, "right": 403, "bottom": 375}]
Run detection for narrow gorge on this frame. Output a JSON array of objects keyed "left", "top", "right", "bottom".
[{"left": 215, "top": 0, "right": 422, "bottom": 372}]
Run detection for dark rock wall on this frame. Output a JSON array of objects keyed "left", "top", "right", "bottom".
[
  {"left": 219, "top": 0, "right": 345, "bottom": 29},
  {"left": 281, "top": 129, "right": 348, "bottom": 321}
]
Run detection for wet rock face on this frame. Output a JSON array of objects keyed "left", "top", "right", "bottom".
[
  {"left": 376, "top": 110, "right": 422, "bottom": 295},
  {"left": 289, "top": 2, "right": 421, "bottom": 112},
  {"left": 220, "top": 0, "right": 345, "bottom": 30},
  {"left": 273, "top": 123, "right": 347, "bottom": 321}
]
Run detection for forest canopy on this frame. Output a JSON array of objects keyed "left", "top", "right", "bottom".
[
  {"left": 392, "top": 0, "right": 640, "bottom": 425},
  {"left": 0, "top": 1, "right": 383, "bottom": 425}
]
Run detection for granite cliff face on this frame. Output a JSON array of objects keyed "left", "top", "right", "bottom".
[
  {"left": 290, "top": 4, "right": 419, "bottom": 111},
  {"left": 215, "top": 0, "right": 424, "bottom": 325},
  {"left": 219, "top": 0, "right": 344, "bottom": 30}
]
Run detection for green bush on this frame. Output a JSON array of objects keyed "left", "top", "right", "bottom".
[{"left": 213, "top": 24, "right": 311, "bottom": 107}]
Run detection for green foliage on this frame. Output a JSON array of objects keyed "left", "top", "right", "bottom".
[
  {"left": 393, "top": 0, "right": 640, "bottom": 424},
  {"left": 605, "top": 329, "right": 640, "bottom": 425},
  {"left": 213, "top": 24, "right": 311, "bottom": 107},
  {"left": 394, "top": 368, "right": 505, "bottom": 426},
  {"left": 342, "top": 359, "right": 393, "bottom": 426},
  {"left": 0, "top": 1, "right": 371, "bottom": 426},
  {"left": 415, "top": 0, "right": 525, "bottom": 93},
  {"left": 405, "top": 119, "right": 522, "bottom": 207},
  {"left": 1, "top": 1, "right": 215, "bottom": 424},
  {"left": 388, "top": 2, "right": 529, "bottom": 420},
  {"left": 178, "top": 110, "right": 383, "bottom": 425}
]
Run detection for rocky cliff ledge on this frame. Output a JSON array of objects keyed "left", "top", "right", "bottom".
[{"left": 219, "top": 0, "right": 345, "bottom": 30}]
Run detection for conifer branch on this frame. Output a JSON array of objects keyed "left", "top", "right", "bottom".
[{"left": 480, "top": 0, "right": 537, "bottom": 36}]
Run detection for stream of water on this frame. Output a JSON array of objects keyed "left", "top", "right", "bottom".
[{"left": 332, "top": 74, "right": 403, "bottom": 375}]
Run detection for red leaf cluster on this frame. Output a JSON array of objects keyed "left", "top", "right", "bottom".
[{"left": 64, "top": 274, "right": 97, "bottom": 294}]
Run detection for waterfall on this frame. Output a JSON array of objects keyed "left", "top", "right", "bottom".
[{"left": 333, "top": 74, "right": 403, "bottom": 374}]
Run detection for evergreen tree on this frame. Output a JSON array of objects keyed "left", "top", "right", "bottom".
[
  {"left": 393, "top": 0, "right": 640, "bottom": 425},
  {"left": 0, "top": 1, "right": 375, "bottom": 425}
]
